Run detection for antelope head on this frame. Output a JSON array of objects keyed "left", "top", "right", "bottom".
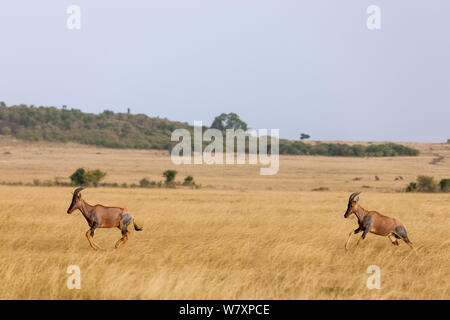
[
  {"left": 67, "top": 187, "right": 85, "bottom": 214},
  {"left": 344, "top": 192, "right": 361, "bottom": 218}
]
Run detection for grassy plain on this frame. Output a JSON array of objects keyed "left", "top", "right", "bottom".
[{"left": 0, "top": 137, "right": 448, "bottom": 299}]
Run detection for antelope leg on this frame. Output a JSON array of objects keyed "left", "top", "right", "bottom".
[
  {"left": 407, "top": 241, "right": 417, "bottom": 253},
  {"left": 353, "top": 236, "right": 364, "bottom": 252},
  {"left": 85, "top": 230, "right": 103, "bottom": 250},
  {"left": 353, "top": 220, "right": 371, "bottom": 252},
  {"left": 115, "top": 232, "right": 129, "bottom": 249},
  {"left": 345, "top": 228, "right": 361, "bottom": 251},
  {"left": 345, "top": 231, "right": 353, "bottom": 251},
  {"left": 388, "top": 234, "right": 399, "bottom": 246}
]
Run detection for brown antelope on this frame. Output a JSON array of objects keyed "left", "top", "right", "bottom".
[
  {"left": 344, "top": 192, "right": 415, "bottom": 252},
  {"left": 67, "top": 187, "right": 143, "bottom": 250}
]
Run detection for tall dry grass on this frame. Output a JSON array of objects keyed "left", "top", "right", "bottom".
[{"left": 0, "top": 140, "right": 448, "bottom": 299}]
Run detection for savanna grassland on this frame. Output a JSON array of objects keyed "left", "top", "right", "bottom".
[{"left": 0, "top": 137, "right": 449, "bottom": 299}]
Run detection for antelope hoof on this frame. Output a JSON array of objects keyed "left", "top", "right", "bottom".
[{"left": 89, "top": 241, "right": 104, "bottom": 251}]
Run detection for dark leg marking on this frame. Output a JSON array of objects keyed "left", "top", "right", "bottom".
[
  {"left": 362, "top": 215, "right": 372, "bottom": 239},
  {"left": 90, "top": 211, "right": 99, "bottom": 236},
  {"left": 354, "top": 227, "right": 362, "bottom": 234},
  {"left": 394, "top": 226, "right": 410, "bottom": 243},
  {"left": 120, "top": 213, "right": 132, "bottom": 236}
]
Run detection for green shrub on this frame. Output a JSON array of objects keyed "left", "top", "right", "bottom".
[
  {"left": 70, "top": 168, "right": 86, "bottom": 185},
  {"left": 405, "top": 182, "right": 417, "bottom": 192},
  {"left": 85, "top": 169, "right": 106, "bottom": 187},
  {"left": 183, "top": 175, "right": 195, "bottom": 186},
  {"left": 163, "top": 170, "right": 177, "bottom": 184},
  {"left": 439, "top": 179, "right": 450, "bottom": 192},
  {"left": 1, "top": 127, "right": 11, "bottom": 135},
  {"left": 70, "top": 168, "right": 106, "bottom": 187}
]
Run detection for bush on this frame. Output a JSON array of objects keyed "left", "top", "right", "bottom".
[
  {"left": 85, "top": 169, "right": 107, "bottom": 187},
  {"left": 139, "top": 178, "right": 154, "bottom": 188},
  {"left": 70, "top": 168, "right": 86, "bottom": 185},
  {"left": 163, "top": 170, "right": 177, "bottom": 184},
  {"left": 183, "top": 175, "right": 195, "bottom": 186},
  {"left": 405, "top": 182, "right": 417, "bottom": 192},
  {"left": 406, "top": 177, "right": 450, "bottom": 193},
  {"left": 439, "top": 179, "right": 450, "bottom": 192},
  {"left": 1, "top": 127, "right": 11, "bottom": 135},
  {"left": 416, "top": 175, "right": 438, "bottom": 192}
]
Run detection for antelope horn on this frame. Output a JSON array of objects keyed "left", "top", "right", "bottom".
[
  {"left": 73, "top": 187, "right": 85, "bottom": 197},
  {"left": 349, "top": 192, "right": 361, "bottom": 202}
]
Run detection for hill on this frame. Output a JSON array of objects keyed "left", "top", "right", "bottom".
[
  {"left": 0, "top": 104, "right": 191, "bottom": 150},
  {"left": 0, "top": 104, "right": 419, "bottom": 156}
]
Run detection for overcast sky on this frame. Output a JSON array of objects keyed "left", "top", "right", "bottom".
[{"left": 0, "top": 1, "right": 449, "bottom": 142}]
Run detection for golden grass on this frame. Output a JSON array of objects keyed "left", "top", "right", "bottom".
[{"left": 0, "top": 139, "right": 449, "bottom": 299}]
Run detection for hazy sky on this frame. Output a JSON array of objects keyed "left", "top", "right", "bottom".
[{"left": 0, "top": 1, "right": 449, "bottom": 142}]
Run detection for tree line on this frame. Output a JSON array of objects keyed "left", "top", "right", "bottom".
[{"left": 0, "top": 104, "right": 420, "bottom": 157}]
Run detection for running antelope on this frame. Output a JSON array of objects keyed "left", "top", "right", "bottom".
[
  {"left": 344, "top": 192, "right": 415, "bottom": 252},
  {"left": 67, "top": 188, "right": 143, "bottom": 250}
]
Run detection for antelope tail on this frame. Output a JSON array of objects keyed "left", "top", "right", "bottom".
[{"left": 133, "top": 219, "right": 143, "bottom": 231}]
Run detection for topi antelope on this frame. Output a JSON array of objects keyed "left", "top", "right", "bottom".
[
  {"left": 67, "top": 188, "right": 143, "bottom": 250},
  {"left": 344, "top": 192, "right": 415, "bottom": 252}
]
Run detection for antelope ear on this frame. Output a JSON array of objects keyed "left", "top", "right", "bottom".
[
  {"left": 78, "top": 193, "right": 82, "bottom": 198},
  {"left": 355, "top": 196, "right": 359, "bottom": 202}
]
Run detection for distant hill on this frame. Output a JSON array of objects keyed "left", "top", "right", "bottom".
[
  {"left": 0, "top": 104, "right": 192, "bottom": 150},
  {"left": 0, "top": 104, "right": 419, "bottom": 157}
]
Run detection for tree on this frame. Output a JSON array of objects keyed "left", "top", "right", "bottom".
[
  {"left": 70, "top": 168, "right": 106, "bottom": 187},
  {"left": 211, "top": 113, "right": 248, "bottom": 131},
  {"left": 70, "top": 168, "right": 87, "bottom": 185},
  {"left": 300, "top": 133, "right": 310, "bottom": 140},
  {"left": 85, "top": 169, "right": 107, "bottom": 187},
  {"left": 163, "top": 170, "right": 177, "bottom": 184}
]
